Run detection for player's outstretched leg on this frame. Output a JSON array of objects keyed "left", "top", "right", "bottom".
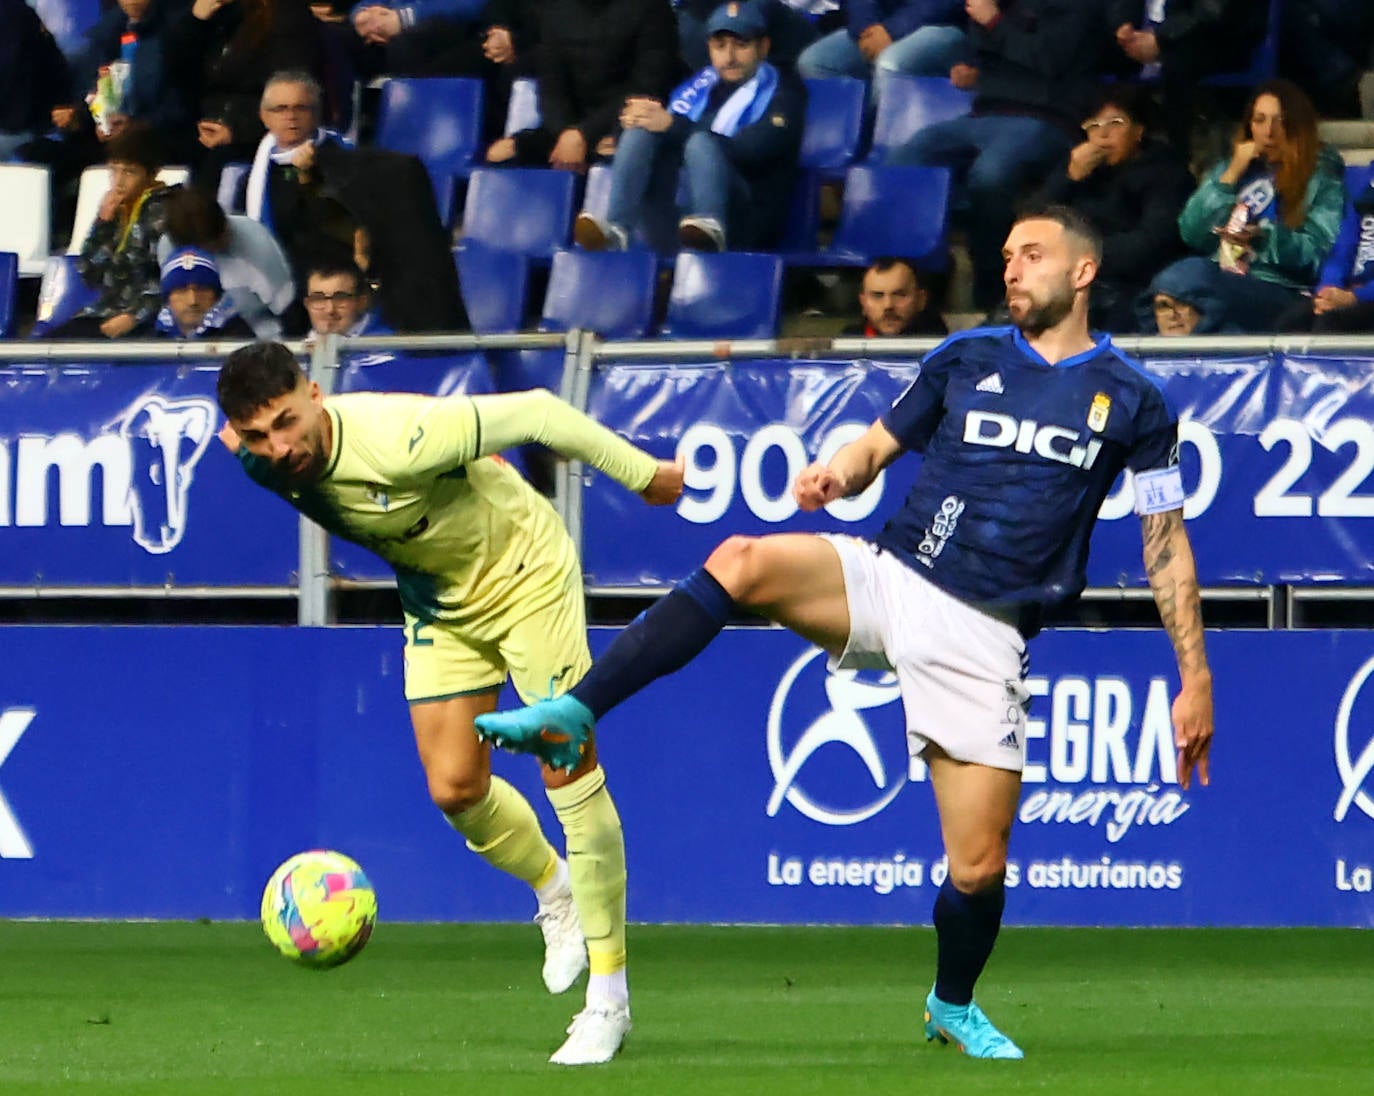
[
  {"left": 475, "top": 566, "right": 735, "bottom": 766},
  {"left": 546, "top": 764, "right": 632, "bottom": 1063}
]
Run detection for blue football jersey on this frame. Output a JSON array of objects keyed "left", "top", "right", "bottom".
[{"left": 875, "top": 326, "right": 1178, "bottom": 634}]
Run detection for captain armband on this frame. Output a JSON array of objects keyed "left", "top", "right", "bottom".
[{"left": 1133, "top": 466, "right": 1186, "bottom": 516}]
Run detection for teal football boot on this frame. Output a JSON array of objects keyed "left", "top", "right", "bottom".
[
  {"left": 923, "top": 990, "right": 1024, "bottom": 1060},
  {"left": 475, "top": 694, "right": 594, "bottom": 771}
]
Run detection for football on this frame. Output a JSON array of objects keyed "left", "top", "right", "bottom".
[{"left": 260, "top": 850, "right": 377, "bottom": 968}]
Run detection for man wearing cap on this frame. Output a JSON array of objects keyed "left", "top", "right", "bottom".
[
  {"left": 574, "top": 0, "right": 806, "bottom": 253},
  {"left": 154, "top": 246, "right": 256, "bottom": 340}
]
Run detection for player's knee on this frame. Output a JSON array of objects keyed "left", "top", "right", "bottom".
[
  {"left": 706, "top": 535, "right": 767, "bottom": 604},
  {"left": 946, "top": 858, "right": 1007, "bottom": 895},
  {"left": 429, "top": 770, "right": 490, "bottom": 816}
]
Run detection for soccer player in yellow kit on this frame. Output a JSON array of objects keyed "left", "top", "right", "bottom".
[{"left": 215, "top": 342, "right": 682, "bottom": 1065}]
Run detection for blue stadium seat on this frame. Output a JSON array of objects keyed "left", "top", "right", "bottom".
[
  {"left": 801, "top": 78, "right": 868, "bottom": 174},
  {"left": 461, "top": 168, "right": 576, "bottom": 262},
  {"left": 29, "top": 256, "right": 100, "bottom": 337},
  {"left": 661, "top": 252, "right": 783, "bottom": 339},
  {"left": 539, "top": 248, "right": 657, "bottom": 339},
  {"left": 788, "top": 164, "right": 951, "bottom": 269},
  {"left": 374, "top": 78, "right": 485, "bottom": 225},
  {"left": 0, "top": 252, "right": 16, "bottom": 338},
  {"left": 455, "top": 240, "right": 530, "bottom": 334},
  {"left": 868, "top": 75, "right": 973, "bottom": 163},
  {"left": 1202, "top": 0, "right": 1280, "bottom": 87},
  {"left": 504, "top": 77, "right": 542, "bottom": 137}
]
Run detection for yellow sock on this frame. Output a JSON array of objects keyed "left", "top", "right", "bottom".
[
  {"left": 547, "top": 766, "right": 627, "bottom": 982},
  {"left": 449, "top": 776, "right": 559, "bottom": 887}
]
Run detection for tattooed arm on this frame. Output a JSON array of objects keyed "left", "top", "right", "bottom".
[{"left": 1141, "top": 507, "right": 1213, "bottom": 789}]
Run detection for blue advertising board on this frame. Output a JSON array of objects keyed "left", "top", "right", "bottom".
[
  {"left": 0, "top": 625, "right": 1370, "bottom": 927},
  {"left": 581, "top": 353, "right": 1374, "bottom": 590},
  {"left": 0, "top": 364, "right": 297, "bottom": 586}
]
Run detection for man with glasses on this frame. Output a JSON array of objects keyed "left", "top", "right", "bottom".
[
  {"left": 245, "top": 71, "right": 353, "bottom": 289},
  {"left": 303, "top": 259, "right": 395, "bottom": 365}
]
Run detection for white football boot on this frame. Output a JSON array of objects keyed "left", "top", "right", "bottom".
[
  {"left": 534, "top": 889, "right": 587, "bottom": 994},
  {"left": 549, "top": 1003, "right": 632, "bottom": 1066}
]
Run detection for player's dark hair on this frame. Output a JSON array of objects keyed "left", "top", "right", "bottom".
[
  {"left": 165, "top": 186, "right": 230, "bottom": 249},
  {"left": 1013, "top": 204, "right": 1103, "bottom": 263},
  {"left": 217, "top": 341, "right": 306, "bottom": 422}
]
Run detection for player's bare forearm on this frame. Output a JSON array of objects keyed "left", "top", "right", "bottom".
[
  {"left": 1142, "top": 507, "right": 1213, "bottom": 788},
  {"left": 1142, "top": 509, "right": 1209, "bottom": 684},
  {"left": 830, "top": 420, "right": 904, "bottom": 496}
]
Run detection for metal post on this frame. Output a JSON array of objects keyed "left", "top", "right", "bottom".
[{"left": 297, "top": 336, "right": 339, "bottom": 627}]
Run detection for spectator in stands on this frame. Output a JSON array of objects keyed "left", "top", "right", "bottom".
[
  {"left": 0, "top": 0, "right": 70, "bottom": 161},
  {"left": 158, "top": 185, "right": 299, "bottom": 338},
  {"left": 47, "top": 0, "right": 197, "bottom": 168},
  {"left": 242, "top": 71, "right": 353, "bottom": 288},
  {"left": 1278, "top": 162, "right": 1374, "bottom": 333},
  {"left": 486, "top": 0, "right": 682, "bottom": 170},
  {"left": 1031, "top": 85, "right": 1194, "bottom": 332},
  {"left": 795, "top": 0, "right": 966, "bottom": 101},
  {"left": 887, "top": 0, "right": 1106, "bottom": 311},
  {"left": 154, "top": 245, "right": 258, "bottom": 339},
  {"left": 1280, "top": 1, "right": 1374, "bottom": 119},
  {"left": 303, "top": 257, "right": 399, "bottom": 364},
  {"left": 1108, "top": 0, "right": 1269, "bottom": 155},
  {"left": 842, "top": 256, "right": 947, "bottom": 336},
  {"left": 573, "top": 0, "right": 805, "bottom": 252},
  {"left": 347, "top": 0, "right": 540, "bottom": 142},
  {"left": 1135, "top": 263, "right": 1231, "bottom": 335},
  {"left": 46, "top": 123, "right": 173, "bottom": 339},
  {"left": 164, "top": 0, "right": 328, "bottom": 179},
  {"left": 677, "top": 0, "right": 820, "bottom": 72},
  {"left": 1157, "top": 79, "right": 1345, "bottom": 333}
]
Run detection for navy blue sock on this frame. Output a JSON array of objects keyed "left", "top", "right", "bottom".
[
  {"left": 932, "top": 876, "right": 1005, "bottom": 1007},
  {"left": 571, "top": 567, "right": 735, "bottom": 719}
]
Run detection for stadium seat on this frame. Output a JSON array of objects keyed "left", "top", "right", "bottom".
[
  {"left": 660, "top": 252, "right": 783, "bottom": 339},
  {"left": 32, "top": 0, "right": 102, "bottom": 56},
  {"left": 539, "top": 248, "right": 657, "bottom": 339},
  {"left": 0, "top": 252, "right": 16, "bottom": 338},
  {"left": 867, "top": 75, "right": 973, "bottom": 163},
  {"left": 455, "top": 240, "right": 530, "bottom": 334},
  {"left": 217, "top": 162, "right": 251, "bottom": 214},
  {"left": 801, "top": 77, "right": 868, "bottom": 173},
  {"left": 0, "top": 164, "right": 52, "bottom": 277},
  {"left": 788, "top": 164, "right": 952, "bottom": 269},
  {"left": 504, "top": 77, "right": 542, "bottom": 137},
  {"left": 67, "top": 166, "right": 191, "bottom": 255},
  {"left": 374, "top": 77, "right": 485, "bottom": 225},
  {"left": 460, "top": 168, "right": 575, "bottom": 262},
  {"left": 28, "top": 256, "right": 100, "bottom": 337}
]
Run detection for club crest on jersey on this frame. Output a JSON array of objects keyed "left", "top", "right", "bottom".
[
  {"left": 1087, "top": 393, "right": 1112, "bottom": 433},
  {"left": 364, "top": 483, "right": 391, "bottom": 510}
]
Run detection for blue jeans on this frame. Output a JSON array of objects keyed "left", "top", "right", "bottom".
[
  {"left": 607, "top": 126, "right": 749, "bottom": 250},
  {"left": 1153, "top": 256, "right": 1306, "bottom": 334},
  {"left": 797, "top": 25, "right": 969, "bottom": 100},
  {"left": 888, "top": 114, "right": 1075, "bottom": 308}
]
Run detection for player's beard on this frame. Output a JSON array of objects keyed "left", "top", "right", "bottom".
[{"left": 1009, "top": 282, "right": 1075, "bottom": 337}]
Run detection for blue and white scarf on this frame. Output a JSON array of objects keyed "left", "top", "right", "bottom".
[
  {"left": 155, "top": 296, "right": 243, "bottom": 339},
  {"left": 668, "top": 62, "right": 779, "bottom": 137},
  {"left": 245, "top": 128, "right": 347, "bottom": 232}
]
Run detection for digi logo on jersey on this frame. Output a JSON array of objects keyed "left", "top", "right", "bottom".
[
  {"left": 765, "top": 648, "right": 913, "bottom": 826},
  {"left": 962, "top": 410, "right": 1105, "bottom": 470},
  {"left": 766, "top": 645, "right": 1190, "bottom": 841},
  {"left": 1333, "top": 654, "right": 1374, "bottom": 823},
  {"left": 0, "top": 395, "right": 215, "bottom": 554}
]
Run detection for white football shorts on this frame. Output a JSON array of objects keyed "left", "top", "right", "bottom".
[{"left": 822, "top": 534, "right": 1030, "bottom": 772}]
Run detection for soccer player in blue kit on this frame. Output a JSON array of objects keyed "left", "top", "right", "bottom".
[{"left": 476, "top": 205, "right": 1215, "bottom": 1058}]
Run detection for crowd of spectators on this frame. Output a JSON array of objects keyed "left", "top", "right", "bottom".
[{"left": 1, "top": 0, "right": 1373, "bottom": 340}]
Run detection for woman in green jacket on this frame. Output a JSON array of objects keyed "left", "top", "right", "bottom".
[{"left": 1157, "top": 78, "right": 1346, "bottom": 333}]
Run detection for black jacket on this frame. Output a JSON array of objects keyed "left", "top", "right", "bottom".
[
  {"left": 535, "top": 0, "right": 684, "bottom": 145},
  {"left": 969, "top": 0, "right": 1107, "bottom": 132},
  {"left": 1033, "top": 139, "right": 1195, "bottom": 293},
  {"left": 1106, "top": 0, "right": 1266, "bottom": 75},
  {"left": 0, "top": 0, "right": 69, "bottom": 135}
]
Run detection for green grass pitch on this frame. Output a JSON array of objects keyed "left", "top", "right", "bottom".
[{"left": 0, "top": 922, "right": 1370, "bottom": 1094}]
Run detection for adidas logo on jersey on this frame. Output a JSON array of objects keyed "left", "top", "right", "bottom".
[
  {"left": 998, "top": 730, "right": 1019, "bottom": 749},
  {"left": 976, "top": 373, "right": 1004, "bottom": 394}
]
